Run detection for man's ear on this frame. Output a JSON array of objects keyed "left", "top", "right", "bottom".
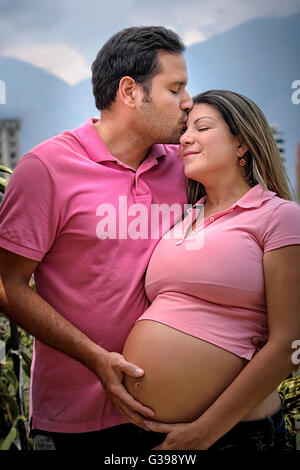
[{"left": 118, "top": 76, "right": 139, "bottom": 109}]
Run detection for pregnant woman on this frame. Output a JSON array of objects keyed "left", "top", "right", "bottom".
[{"left": 122, "top": 90, "right": 300, "bottom": 450}]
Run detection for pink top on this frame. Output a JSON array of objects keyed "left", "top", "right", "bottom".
[
  {"left": 0, "top": 118, "right": 187, "bottom": 433},
  {"left": 139, "top": 184, "right": 300, "bottom": 360}
]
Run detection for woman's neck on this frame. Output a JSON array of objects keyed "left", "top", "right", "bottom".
[{"left": 203, "top": 180, "right": 252, "bottom": 212}]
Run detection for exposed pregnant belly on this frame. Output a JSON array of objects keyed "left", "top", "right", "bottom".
[
  {"left": 123, "top": 320, "right": 249, "bottom": 423},
  {"left": 123, "top": 320, "right": 281, "bottom": 423}
]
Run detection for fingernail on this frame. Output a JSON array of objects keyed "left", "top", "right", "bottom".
[
  {"left": 135, "top": 367, "right": 143, "bottom": 374},
  {"left": 143, "top": 420, "right": 153, "bottom": 428}
]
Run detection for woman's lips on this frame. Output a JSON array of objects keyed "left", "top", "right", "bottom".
[{"left": 183, "top": 151, "right": 199, "bottom": 159}]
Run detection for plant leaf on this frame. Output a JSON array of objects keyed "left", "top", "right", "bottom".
[
  {"left": 0, "top": 426, "right": 18, "bottom": 450},
  {"left": 21, "top": 351, "right": 32, "bottom": 378},
  {"left": 1, "top": 394, "right": 19, "bottom": 422},
  {"left": 0, "top": 165, "right": 13, "bottom": 175},
  {"left": 0, "top": 177, "right": 9, "bottom": 192}
]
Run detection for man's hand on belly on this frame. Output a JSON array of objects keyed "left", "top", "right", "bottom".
[{"left": 95, "top": 351, "right": 155, "bottom": 430}]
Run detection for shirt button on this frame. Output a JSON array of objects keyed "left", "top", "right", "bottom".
[{"left": 209, "top": 217, "right": 214, "bottom": 222}]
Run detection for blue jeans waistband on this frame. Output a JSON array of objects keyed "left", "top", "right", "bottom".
[{"left": 236, "top": 405, "right": 284, "bottom": 434}]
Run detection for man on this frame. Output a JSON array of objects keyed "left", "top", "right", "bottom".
[{"left": 0, "top": 26, "right": 192, "bottom": 451}]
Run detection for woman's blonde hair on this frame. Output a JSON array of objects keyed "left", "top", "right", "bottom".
[{"left": 187, "top": 90, "right": 293, "bottom": 205}]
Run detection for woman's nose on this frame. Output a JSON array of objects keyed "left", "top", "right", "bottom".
[{"left": 179, "top": 129, "right": 193, "bottom": 146}]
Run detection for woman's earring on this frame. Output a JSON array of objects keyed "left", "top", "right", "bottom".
[{"left": 239, "top": 158, "right": 247, "bottom": 167}]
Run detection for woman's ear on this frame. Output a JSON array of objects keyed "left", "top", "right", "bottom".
[
  {"left": 118, "top": 76, "right": 139, "bottom": 109},
  {"left": 237, "top": 140, "right": 249, "bottom": 157}
]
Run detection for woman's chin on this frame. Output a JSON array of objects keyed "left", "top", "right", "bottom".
[{"left": 184, "top": 168, "right": 205, "bottom": 183}]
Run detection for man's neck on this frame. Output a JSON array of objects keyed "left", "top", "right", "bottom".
[{"left": 94, "top": 117, "right": 152, "bottom": 170}]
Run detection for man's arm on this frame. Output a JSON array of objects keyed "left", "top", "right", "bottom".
[{"left": 0, "top": 247, "right": 154, "bottom": 428}]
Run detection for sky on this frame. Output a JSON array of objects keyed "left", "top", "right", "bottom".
[{"left": 1, "top": 0, "right": 300, "bottom": 85}]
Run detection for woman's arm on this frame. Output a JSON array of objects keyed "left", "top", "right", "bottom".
[{"left": 147, "top": 244, "right": 300, "bottom": 450}]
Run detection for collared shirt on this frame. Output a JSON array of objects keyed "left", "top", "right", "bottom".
[
  {"left": 0, "top": 118, "right": 187, "bottom": 433},
  {"left": 140, "top": 184, "right": 300, "bottom": 360}
]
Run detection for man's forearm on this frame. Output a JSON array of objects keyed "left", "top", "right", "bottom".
[
  {"left": 0, "top": 280, "right": 106, "bottom": 374},
  {"left": 0, "top": 279, "right": 158, "bottom": 428}
]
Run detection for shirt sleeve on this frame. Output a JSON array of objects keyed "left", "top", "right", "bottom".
[
  {"left": 262, "top": 201, "right": 300, "bottom": 253},
  {"left": 0, "top": 153, "right": 60, "bottom": 261}
]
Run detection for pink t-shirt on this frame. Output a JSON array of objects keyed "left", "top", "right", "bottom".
[
  {"left": 0, "top": 118, "right": 187, "bottom": 433},
  {"left": 139, "top": 184, "right": 300, "bottom": 360}
]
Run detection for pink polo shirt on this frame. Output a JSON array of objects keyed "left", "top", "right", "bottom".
[
  {"left": 0, "top": 118, "right": 187, "bottom": 433},
  {"left": 139, "top": 184, "right": 300, "bottom": 360}
]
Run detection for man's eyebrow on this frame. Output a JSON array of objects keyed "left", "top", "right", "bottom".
[
  {"left": 194, "top": 116, "right": 215, "bottom": 124},
  {"left": 172, "top": 80, "right": 187, "bottom": 86}
]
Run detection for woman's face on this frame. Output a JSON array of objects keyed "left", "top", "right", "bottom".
[{"left": 179, "top": 103, "right": 244, "bottom": 183}]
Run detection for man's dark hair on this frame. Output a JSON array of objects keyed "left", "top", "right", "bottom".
[{"left": 91, "top": 26, "right": 185, "bottom": 110}]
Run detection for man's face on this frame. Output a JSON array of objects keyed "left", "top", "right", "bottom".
[{"left": 136, "top": 51, "right": 193, "bottom": 144}]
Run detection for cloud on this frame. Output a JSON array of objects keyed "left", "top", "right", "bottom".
[
  {"left": 0, "top": 0, "right": 132, "bottom": 47},
  {"left": 0, "top": 0, "right": 64, "bottom": 43},
  {"left": 126, "top": 0, "right": 300, "bottom": 45},
  {"left": 0, "top": 0, "right": 134, "bottom": 83},
  {"left": 0, "top": 0, "right": 300, "bottom": 82},
  {"left": 183, "top": 28, "right": 207, "bottom": 46},
  {"left": 0, "top": 42, "right": 91, "bottom": 85}
]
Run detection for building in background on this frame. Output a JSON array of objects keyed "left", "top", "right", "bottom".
[
  {"left": 0, "top": 119, "right": 21, "bottom": 169},
  {"left": 270, "top": 124, "right": 286, "bottom": 168}
]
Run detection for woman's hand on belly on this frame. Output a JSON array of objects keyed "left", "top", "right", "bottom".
[{"left": 143, "top": 420, "right": 210, "bottom": 450}]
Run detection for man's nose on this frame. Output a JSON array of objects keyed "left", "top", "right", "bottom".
[{"left": 181, "top": 90, "right": 193, "bottom": 112}]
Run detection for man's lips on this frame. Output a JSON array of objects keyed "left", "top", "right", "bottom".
[
  {"left": 181, "top": 120, "right": 187, "bottom": 128},
  {"left": 180, "top": 116, "right": 188, "bottom": 126}
]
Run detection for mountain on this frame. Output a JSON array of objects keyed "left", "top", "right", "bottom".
[
  {"left": 0, "top": 56, "right": 98, "bottom": 154},
  {"left": 184, "top": 13, "right": 300, "bottom": 191},
  {"left": 0, "top": 13, "right": 299, "bottom": 190}
]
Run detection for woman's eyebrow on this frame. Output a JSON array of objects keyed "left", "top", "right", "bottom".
[{"left": 193, "top": 116, "right": 215, "bottom": 124}]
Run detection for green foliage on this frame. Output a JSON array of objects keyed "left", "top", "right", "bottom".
[
  {"left": 0, "top": 314, "right": 34, "bottom": 450},
  {"left": 0, "top": 165, "right": 13, "bottom": 194},
  {"left": 278, "top": 374, "right": 300, "bottom": 450},
  {"left": 0, "top": 165, "right": 34, "bottom": 450}
]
